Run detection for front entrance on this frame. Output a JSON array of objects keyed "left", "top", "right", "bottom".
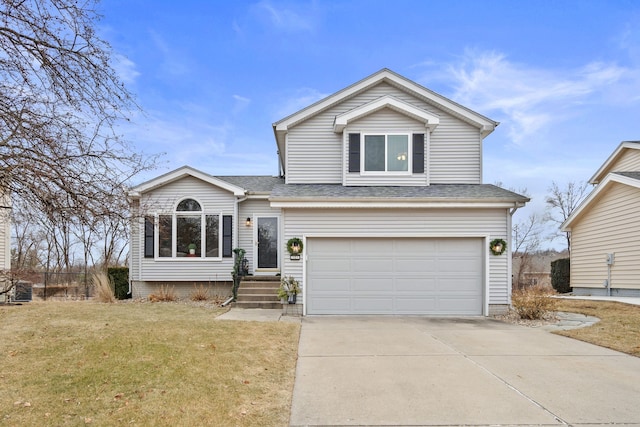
[{"left": 256, "top": 216, "right": 279, "bottom": 270}]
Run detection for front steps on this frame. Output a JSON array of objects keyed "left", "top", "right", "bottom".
[{"left": 234, "top": 276, "right": 282, "bottom": 309}]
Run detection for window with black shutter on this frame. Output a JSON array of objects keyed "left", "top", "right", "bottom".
[
  {"left": 348, "top": 133, "right": 360, "bottom": 172},
  {"left": 222, "top": 215, "right": 233, "bottom": 257},
  {"left": 412, "top": 133, "right": 425, "bottom": 174}
]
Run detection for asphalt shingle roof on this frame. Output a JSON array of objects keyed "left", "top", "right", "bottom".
[
  {"left": 216, "top": 176, "right": 284, "bottom": 193},
  {"left": 614, "top": 171, "right": 640, "bottom": 181},
  {"left": 269, "top": 184, "right": 530, "bottom": 202}
]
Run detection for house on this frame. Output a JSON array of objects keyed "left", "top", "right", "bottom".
[
  {"left": 129, "top": 69, "right": 529, "bottom": 316},
  {"left": 561, "top": 141, "right": 640, "bottom": 297},
  {"left": 0, "top": 191, "right": 11, "bottom": 297}
]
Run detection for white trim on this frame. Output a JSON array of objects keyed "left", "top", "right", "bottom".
[
  {"left": 130, "top": 165, "right": 245, "bottom": 197},
  {"left": 562, "top": 172, "right": 640, "bottom": 231},
  {"left": 254, "top": 215, "right": 281, "bottom": 273},
  {"left": 333, "top": 95, "right": 439, "bottom": 133},
  {"left": 589, "top": 141, "right": 640, "bottom": 184},
  {"left": 425, "top": 129, "right": 431, "bottom": 185},
  {"left": 153, "top": 208, "right": 224, "bottom": 261},
  {"left": 484, "top": 236, "right": 490, "bottom": 316},
  {"left": 360, "top": 133, "right": 412, "bottom": 176},
  {"left": 270, "top": 201, "right": 526, "bottom": 209}
]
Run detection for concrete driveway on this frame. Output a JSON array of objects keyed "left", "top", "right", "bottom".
[{"left": 290, "top": 316, "right": 640, "bottom": 426}]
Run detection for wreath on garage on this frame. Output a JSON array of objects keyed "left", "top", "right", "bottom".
[
  {"left": 489, "top": 238, "right": 507, "bottom": 256},
  {"left": 286, "top": 237, "right": 303, "bottom": 255}
]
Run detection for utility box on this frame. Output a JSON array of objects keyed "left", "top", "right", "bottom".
[{"left": 606, "top": 253, "right": 615, "bottom": 265}]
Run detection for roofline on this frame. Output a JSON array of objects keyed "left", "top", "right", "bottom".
[
  {"left": 561, "top": 172, "right": 640, "bottom": 231},
  {"left": 269, "top": 200, "right": 527, "bottom": 209},
  {"left": 129, "top": 166, "right": 246, "bottom": 198},
  {"left": 589, "top": 141, "right": 640, "bottom": 184}
]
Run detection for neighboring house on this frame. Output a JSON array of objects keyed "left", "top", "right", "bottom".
[
  {"left": 0, "top": 191, "right": 11, "bottom": 297},
  {"left": 129, "top": 69, "right": 529, "bottom": 316},
  {"left": 562, "top": 141, "right": 640, "bottom": 297}
]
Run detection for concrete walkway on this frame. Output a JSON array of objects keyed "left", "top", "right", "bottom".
[{"left": 290, "top": 316, "right": 640, "bottom": 426}]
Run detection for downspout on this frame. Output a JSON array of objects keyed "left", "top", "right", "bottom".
[{"left": 507, "top": 205, "right": 522, "bottom": 306}]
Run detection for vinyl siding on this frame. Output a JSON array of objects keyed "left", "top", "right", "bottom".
[
  {"left": 286, "top": 81, "right": 483, "bottom": 185},
  {"left": 608, "top": 149, "right": 640, "bottom": 173},
  {"left": 133, "top": 176, "right": 237, "bottom": 282},
  {"left": 571, "top": 182, "right": 640, "bottom": 290},
  {"left": 238, "top": 198, "right": 282, "bottom": 274},
  {"left": 281, "top": 207, "right": 511, "bottom": 305},
  {"left": 0, "top": 192, "right": 9, "bottom": 270}
]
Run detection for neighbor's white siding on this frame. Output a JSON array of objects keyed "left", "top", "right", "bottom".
[
  {"left": 238, "top": 198, "right": 282, "bottom": 275},
  {"left": 285, "top": 81, "right": 483, "bottom": 185},
  {"left": 134, "top": 176, "right": 237, "bottom": 283},
  {"left": 0, "top": 191, "right": 10, "bottom": 270},
  {"left": 281, "top": 207, "right": 510, "bottom": 305},
  {"left": 571, "top": 182, "right": 640, "bottom": 291}
]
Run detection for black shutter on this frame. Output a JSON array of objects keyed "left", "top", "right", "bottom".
[
  {"left": 412, "top": 133, "right": 425, "bottom": 174},
  {"left": 348, "top": 133, "right": 361, "bottom": 173},
  {"left": 222, "top": 215, "right": 232, "bottom": 257},
  {"left": 144, "top": 216, "right": 154, "bottom": 258}
]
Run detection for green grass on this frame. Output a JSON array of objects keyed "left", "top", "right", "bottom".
[{"left": 0, "top": 301, "right": 300, "bottom": 426}]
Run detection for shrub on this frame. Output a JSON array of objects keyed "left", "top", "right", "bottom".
[
  {"left": 108, "top": 267, "right": 130, "bottom": 300},
  {"left": 190, "top": 284, "right": 209, "bottom": 301},
  {"left": 551, "top": 258, "right": 571, "bottom": 293},
  {"left": 93, "top": 272, "right": 115, "bottom": 303},
  {"left": 511, "top": 285, "right": 557, "bottom": 320},
  {"left": 148, "top": 285, "right": 177, "bottom": 302}
]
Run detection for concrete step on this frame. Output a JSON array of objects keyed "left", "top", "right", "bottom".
[
  {"left": 239, "top": 281, "right": 280, "bottom": 290},
  {"left": 239, "top": 287, "right": 279, "bottom": 295},
  {"left": 236, "top": 293, "right": 279, "bottom": 302},
  {"left": 234, "top": 301, "right": 283, "bottom": 309}
]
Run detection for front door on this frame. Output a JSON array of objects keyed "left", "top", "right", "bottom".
[{"left": 256, "top": 216, "right": 279, "bottom": 270}]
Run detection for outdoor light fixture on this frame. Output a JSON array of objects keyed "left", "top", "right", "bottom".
[{"left": 246, "top": 217, "right": 252, "bottom": 227}]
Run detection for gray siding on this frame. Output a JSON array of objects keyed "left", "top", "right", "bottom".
[
  {"left": 286, "top": 81, "right": 483, "bottom": 185},
  {"left": 571, "top": 182, "right": 640, "bottom": 291},
  {"left": 134, "top": 176, "right": 237, "bottom": 283},
  {"left": 281, "top": 207, "right": 510, "bottom": 305}
]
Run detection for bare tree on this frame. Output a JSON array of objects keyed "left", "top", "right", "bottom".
[
  {"left": 512, "top": 212, "right": 545, "bottom": 289},
  {"left": 545, "top": 181, "right": 589, "bottom": 252}
]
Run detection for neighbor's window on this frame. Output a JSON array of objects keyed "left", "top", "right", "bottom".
[
  {"left": 363, "top": 134, "right": 409, "bottom": 173},
  {"left": 157, "top": 198, "right": 221, "bottom": 258}
]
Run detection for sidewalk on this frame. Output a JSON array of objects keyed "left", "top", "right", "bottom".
[{"left": 556, "top": 295, "right": 640, "bottom": 306}]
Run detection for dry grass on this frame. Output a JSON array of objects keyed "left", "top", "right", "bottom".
[
  {"left": 148, "top": 285, "right": 177, "bottom": 302},
  {"left": 92, "top": 272, "right": 115, "bottom": 303},
  {"left": 553, "top": 299, "right": 640, "bottom": 357},
  {"left": 511, "top": 285, "right": 558, "bottom": 320},
  {"left": 189, "top": 284, "right": 210, "bottom": 301},
  {"left": 0, "top": 301, "right": 300, "bottom": 426}
]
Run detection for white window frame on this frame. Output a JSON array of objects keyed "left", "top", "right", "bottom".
[
  {"left": 360, "top": 133, "right": 412, "bottom": 175},
  {"left": 154, "top": 197, "right": 223, "bottom": 261}
]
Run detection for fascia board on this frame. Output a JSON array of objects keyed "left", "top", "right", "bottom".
[
  {"left": 269, "top": 201, "right": 523, "bottom": 209},
  {"left": 131, "top": 166, "right": 246, "bottom": 196},
  {"left": 589, "top": 142, "right": 640, "bottom": 184},
  {"left": 561, "top": 173, "right": 640, "bottom": 231},
  {"left": 333, "top": 95, "right": 440, "bottom": 133}
]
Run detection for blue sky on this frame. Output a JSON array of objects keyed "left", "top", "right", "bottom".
[{"left": 99, "top": 0, "right": 640, "bottom": 248}]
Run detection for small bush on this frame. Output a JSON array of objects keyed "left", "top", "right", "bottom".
[
  {"left": 148, "top": 285, "right": 177, "bottom": 302},
  {"left": 190, "top": 284, "right": 209, "bottom": 301},
  {"left": 93, "top": 272, "right": 115, "bottom": 303},
  {"left": 511, "top": 285, "right": 557, "bottom": 320},
  {"left": 551, "top": 258, "right": 571, "bottom": 293},
  {"left": 108, "top": 267, "right": 129, "bottom": 299}
]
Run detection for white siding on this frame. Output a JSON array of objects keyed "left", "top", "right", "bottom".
[
  {"left": 609, "top": 149, "right": 640, "bottom": 173},
  {"left": 0, "top": 192, "right": 10, "bottom": 270},
  {"left": 571, "top": 182, "right": 640, "bottom": 290},
  {"left": 135, "top": 176, "right": 237, "bottom": 282},
  {"left": 286, "top": 81, "right": 483, "bottom": 185},
  {"left": 281, "top": 207, "right": 511, "bottom": 306},
  {"left": 238, "top": 198, "right": 282, "bottom": 275}
]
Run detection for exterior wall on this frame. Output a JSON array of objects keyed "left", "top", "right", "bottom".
[
  {"left": 281, "top": 207, "right": 510, "bottom": 306},
  {"left": 131, "top": 176, "right": 237, "bottom": 283},
  {"left": 603, "top": 148, "right": 640, "bottom": 176},
  {"left": 130, "top": 280, "right": 233, "bottom": 300},
  {"left": 285, "top": 81, "right": 483, "bottom": 185},
  {"left": 0, "top": 192, "right": 10, "bottom": 270},
  {"left": 237, "top": 198, "right": 282, "bottom": 275},
  {"left": 570, "top": 182, "right": 640, "bottom": 291}
]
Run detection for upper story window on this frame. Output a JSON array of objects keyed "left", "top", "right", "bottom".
[
  {"left": 364, "top": 134, "right": 409, "bottom": 173},
  {"left": 349, "top": 133, "right": 424, "bottom": 175}
]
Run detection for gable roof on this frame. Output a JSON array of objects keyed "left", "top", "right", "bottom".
[
  {"left": 129, "top": 166, "right": 246, "bottom": 198},
  {"left": 589, "top": 141, "right": 640, "bottom": 184},
  {"left": 216, "top": 176, "right": 284, "bottom": 195},
  {"left": 272, "top": 68, "right": 499, "bottom": 174},
  {"left": 269, "top": 184, "right": 529, "bottom": 208},
  {"left": 561, "top": 172, "right": 640, "bottom": 231}
]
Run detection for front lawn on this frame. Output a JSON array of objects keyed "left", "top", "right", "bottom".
[
  {"left": 553, "top": 299, "right": 640, "bottom": 357},
  {"left": 0, "top": 301, "right": 300, "bottom": 426}
]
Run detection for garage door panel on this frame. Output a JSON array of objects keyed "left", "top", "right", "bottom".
[{"left": 306, "top": 238, "right": 483, "bottom": 315}]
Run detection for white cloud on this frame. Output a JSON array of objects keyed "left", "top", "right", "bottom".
[
  {"left": 250, "top": 0, "right": 317, "bottom": 32},
  {"left": 419, "top": 50, "right": 632, "bottom": 144},
  {"left": 113, "top": 54, "right": 140, "bottom": 84},
  {"left": 273, "top": 87, "right": 328, "bottom": 119},
  {"left": 232, "top": 94, "right": 251, "bottom": 114}
]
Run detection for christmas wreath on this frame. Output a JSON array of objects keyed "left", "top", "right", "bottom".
[
  {"left": 286, "top": 237, "right": 303, "bottom": 255},
  {"left": 489, "top": 238, "right": 507, "bottom": 255}
]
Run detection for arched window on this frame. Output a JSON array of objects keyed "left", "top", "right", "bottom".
[{"left": 157, "top": 198, "right": 221, "bottom": 258}]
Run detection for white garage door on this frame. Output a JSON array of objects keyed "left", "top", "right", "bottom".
[{"left": 306, "top": 237, "right": 483, "bottom": 315}]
